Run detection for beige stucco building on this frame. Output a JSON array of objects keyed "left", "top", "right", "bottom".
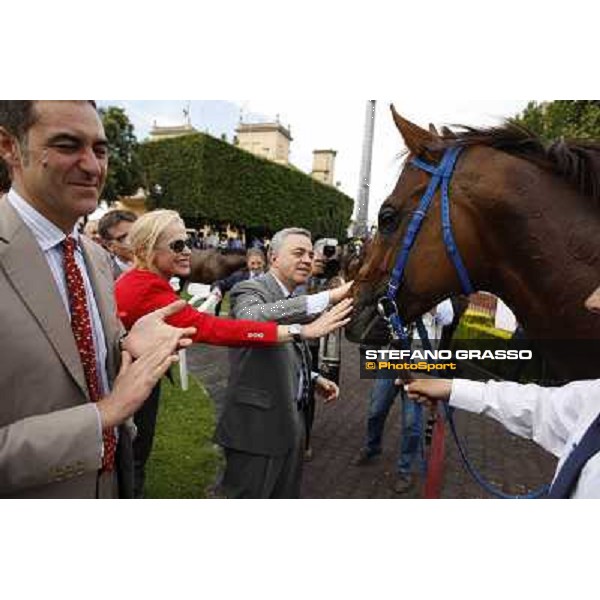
[
  {"left": 311, "top": 149, "right": 337, "bottom": 186},
  {"left": 235, "top": 121, "right": 292, "bottom": 164},
  {"left": 148, "top": 122, "right": 197, "bottom": 142}
]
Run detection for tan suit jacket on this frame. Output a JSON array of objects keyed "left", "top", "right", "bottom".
[{"left": 0, "top": 198, "right": 133, "bottom": 498}]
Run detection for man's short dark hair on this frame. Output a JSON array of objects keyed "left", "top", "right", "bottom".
[
  {"left": 0, "top": 101, "right": 97, "bottom": 142},
  {"left": 98, "top": 209, "right": 137, "bottom": 241}
]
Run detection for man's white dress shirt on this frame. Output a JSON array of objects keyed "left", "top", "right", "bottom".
[{"left": 451, "top": 378, "right": 600, "bottom": 498}]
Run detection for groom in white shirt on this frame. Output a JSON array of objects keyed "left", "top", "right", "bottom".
[{"left": 405, "top": 285, "right": 600, "bottom": 499}]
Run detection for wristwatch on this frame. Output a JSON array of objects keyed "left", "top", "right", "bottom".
[{"left": 288, "top": 324, "right": 303, "bottom": 342}]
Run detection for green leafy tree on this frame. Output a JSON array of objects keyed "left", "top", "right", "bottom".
[
  {"left": 99, "top": 106, "right": 144, "bottom": 202},
  {"left": 515, "top": 101, "right": 600, "bottom": 141}
]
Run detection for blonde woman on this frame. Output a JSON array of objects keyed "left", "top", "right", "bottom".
[{"left": 115, "top": 210, "right": 352, "bottom": 496}]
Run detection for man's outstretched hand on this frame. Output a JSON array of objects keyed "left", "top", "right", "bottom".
[
  {"left": 302, "top": 298, "right": 353, "bottom": 340},
  {"left": 404, "top": 379, "right": 453, "bottom": 405},
  {"left": 98, "top": 345, "right": 180, "bottom": 429}
]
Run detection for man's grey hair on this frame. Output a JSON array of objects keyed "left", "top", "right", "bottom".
[
  {"left": 269, "top": 227, "right": 312, "bottom": 257},
  {"left": 246, "top": 248, "right": 265, "bottom": 261}
]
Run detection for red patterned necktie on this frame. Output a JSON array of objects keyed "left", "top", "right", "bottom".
[{"left": 62, "top": 236, "right": 116, "bottom": 472}]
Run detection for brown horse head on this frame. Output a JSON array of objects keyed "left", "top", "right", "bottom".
[
  {"left": 347, "top": 106, "right": 489, "bottom": 344},
  {"left": 188, "top": 250, "right": 247, "bottom": 284},
  {"left": 347, "top": 106, "right": 600, "bottom": 377}
]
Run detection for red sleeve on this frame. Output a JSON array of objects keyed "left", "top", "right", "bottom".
[{"left": 115, "top": 271, "right": 278, "bottom": 346}]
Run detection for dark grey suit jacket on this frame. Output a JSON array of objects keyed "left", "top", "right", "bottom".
[{"left": 215, "top": 272, "right": 316, "bottom": 457}]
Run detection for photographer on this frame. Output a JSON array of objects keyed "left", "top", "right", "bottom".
[
  {"left": 313, "top": 238, "right": 342, "bottom": 285},
  {"left": 301, "top": 238, "right": 344, "bottom": 460},
  {"left": 311, "top": 239, "right": 344, "bottom": 385}
]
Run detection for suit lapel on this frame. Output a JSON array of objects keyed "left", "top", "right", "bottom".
[
  {"left": 263, "top": 271, "right": 306, "bottom": 376},
  {"left": 0, "top": 201, "right": 88, "bottom": 397},
  {"left": 263, "top": 272, "right": 287, "bottom": 301}
]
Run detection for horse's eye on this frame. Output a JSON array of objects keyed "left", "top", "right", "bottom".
[{"left": 378, "top": 207, "right": 399, "bottom": 235}]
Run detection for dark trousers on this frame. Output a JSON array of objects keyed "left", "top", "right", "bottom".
[
  {"left": 132, "top": 381, "right": 161, "bottom": 498},
  {"left": 303, "top": 343, "right": 320, "bottom": 451},
  {"left": 220, "top": 408, "right": 305, "bottom": 498}
]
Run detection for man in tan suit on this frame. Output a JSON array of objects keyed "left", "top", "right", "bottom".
[{"left": 0, "top": 101, "right": 193, "bottom": 498}]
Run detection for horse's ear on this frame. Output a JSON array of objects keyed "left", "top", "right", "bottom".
[
  {"left": 390, "top": 104, "right": 437, "bottom": 158},
  {"left": 428, "top": 123, "right": 440, "bottom": 137}
]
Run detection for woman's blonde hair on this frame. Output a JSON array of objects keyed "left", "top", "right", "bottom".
[{"left": 128, "top": 209, "right": 185, "bottom": 269}]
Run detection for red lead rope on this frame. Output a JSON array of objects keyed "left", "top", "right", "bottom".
[{"left": 424, "top": 403, "right": 446, "bottom": 499}]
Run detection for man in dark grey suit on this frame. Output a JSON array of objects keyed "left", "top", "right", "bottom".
[{"left": 215, "top": 227, "right": 353, "bottom": 498}]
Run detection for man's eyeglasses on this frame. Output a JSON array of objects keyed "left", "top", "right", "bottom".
[{"left": 168, "top": 238, "right": 193, "bottom": 253}]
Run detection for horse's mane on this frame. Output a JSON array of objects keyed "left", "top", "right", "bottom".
[{"left": 433, "top": 122, "right": 600, "bottom": 203}]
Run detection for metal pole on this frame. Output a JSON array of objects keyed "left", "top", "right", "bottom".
[{"left": 354, "top": 100, "right": 376, "bottom": 238}]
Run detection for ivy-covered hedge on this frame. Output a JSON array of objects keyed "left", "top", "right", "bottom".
[{"left": 138, "top": 133, "right": 354, "bottom": 238}]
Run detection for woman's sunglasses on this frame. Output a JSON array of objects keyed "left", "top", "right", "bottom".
[{"left": 168, "top": 238, "right": 193, "bottom": 253}]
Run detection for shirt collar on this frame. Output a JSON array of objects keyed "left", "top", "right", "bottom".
[
  {"left": 114, "top": 256, "right": 132, "bottom": 271},
  {"left": 7, "top": 188, "right": 80, "bottom": 252},
  {"left": 271, "top": 272, "right": 293, "bottom": 298}
]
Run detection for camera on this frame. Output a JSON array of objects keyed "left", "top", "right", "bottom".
[
  {"left": 314, "top": 238, "right": 340, "bottom": 280},
  {"left": 323, "top": 244, "right": 336, "bottom": 258}
]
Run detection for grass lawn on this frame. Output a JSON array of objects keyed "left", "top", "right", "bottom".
[
  {"left": 220, "top": 294, "right": 230, "bottom": 315},
  {"left": 144, "top": 370, "right": 223, "bottom": 498}
]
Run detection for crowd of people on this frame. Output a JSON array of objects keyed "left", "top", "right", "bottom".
[
  {"left": 0, "top": 101, "right": 354, "bottom": 499},
  {"left": 1, "top": 100, "right": 599, "bottom": 499},
  {"left": 83, "top": 216, "right": 270, "bottom": 256},
  {"left": 184, "top": 229, "right": 267, "bottom": 253}
]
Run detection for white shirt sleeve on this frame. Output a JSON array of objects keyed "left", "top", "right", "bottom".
[
  {"left": 306, "top": 291, "right": 330, "bottom": 316},
  {"left": 92, "top": 405, "right": 105, "bottom": 459},
  {"left": 435, "top": 299, "right": 454, "bottom": 327},
  {"left": 449, "top": 378, "right": 594, "bottom": 457}
]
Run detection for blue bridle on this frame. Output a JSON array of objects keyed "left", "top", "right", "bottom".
[
  {"left": 378, "top": 145, "right": 474, "bottom": 347},
  {"left": 377, "top": 145, "right": 549, "bottom": 499}
]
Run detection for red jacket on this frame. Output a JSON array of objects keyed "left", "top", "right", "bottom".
[{"left": 115, "top": 269, "right": 277, "bottom": 346}]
